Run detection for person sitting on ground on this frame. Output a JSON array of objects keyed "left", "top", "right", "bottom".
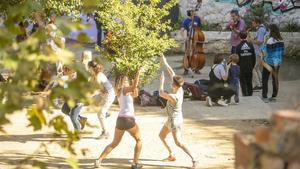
[
  {"left": 206, "top": 54, "right": 235, "bottom": 107},
  {"left": 236, "top": 31, "right": 256, "bottom": 96},
  {"left": 227, "top": 54, "right": 240, "bottom": 104},
  {"left": 159, "top": 54, "right": 198, "bottom": 169},
  {"left": 88, "top": 61, "right": 115, "bottom": 139},
  {"left": 261, "top": 24, "right": 284, "bottom": 103}
]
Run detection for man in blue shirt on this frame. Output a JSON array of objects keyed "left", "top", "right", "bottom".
[
  {"left": 181, "top": 10, "right": 202, "bottom": 75},
  {"left": 181, "top": 10, "right": 202, "bottom": 35},
  {"left": 249, "top": 17, "right": 267, "bottom": 90}
]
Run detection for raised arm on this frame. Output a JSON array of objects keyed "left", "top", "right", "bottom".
[
  {"left": 159, "top": 72, "right": 176, "bottom": 105},
  {"left": 130, "top": 68, "right": 142, "bottom": 98},
  {"left": 161, "top": 54, "right": 175, "bottom": 78}
]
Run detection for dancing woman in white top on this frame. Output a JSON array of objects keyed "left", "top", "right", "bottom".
[{"left": 95, "top": 68, "right": 143, "bottom": 169}]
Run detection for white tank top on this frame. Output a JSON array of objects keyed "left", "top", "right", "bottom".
[{"left": 118, "top": 89, "right": 135, "bottom": 117}]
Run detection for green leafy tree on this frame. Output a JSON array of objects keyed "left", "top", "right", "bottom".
[{"left": 96, "top": 0, "right": 177, "bottom": 84}]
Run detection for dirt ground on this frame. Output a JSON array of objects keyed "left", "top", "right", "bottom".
[{"left": 0, "top": 42, "right": 299, "bottom": 169}]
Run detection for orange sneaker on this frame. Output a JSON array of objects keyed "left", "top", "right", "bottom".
[{"left": 163, "top": 155, "right": 176, "bottom": 162}]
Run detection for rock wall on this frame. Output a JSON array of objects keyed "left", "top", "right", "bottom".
[{"left": 178, "top": 0, "right": 300, "bottom": 26}]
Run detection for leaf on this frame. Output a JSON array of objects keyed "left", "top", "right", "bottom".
[
  {"left": 26, "top": 106, "right": 46, "bottom": 131},
  {"left": 66, "top": 155, "right": 79, "bottom": 169}
]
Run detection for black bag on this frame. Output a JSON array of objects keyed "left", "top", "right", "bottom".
[
  {"left": 194, "top": 79, "right": 209, "bottom": 96},
  {"left": 183, "top": 82, "right": 205, "bottom": 100},
  {"left": 137, "top": 90, "right": 158, "bottom": 107}
]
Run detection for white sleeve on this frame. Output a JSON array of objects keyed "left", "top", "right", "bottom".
[{"left": 97, "top": 73, "right": 108, "bottom": 83}]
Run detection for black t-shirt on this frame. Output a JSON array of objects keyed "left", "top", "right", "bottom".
[{"left": 236, "top": 40, "right": 256, "bottom": 73}]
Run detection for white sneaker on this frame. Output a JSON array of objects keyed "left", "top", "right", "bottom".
[
  {"left": 206, "top": 96, "right": 212, "bottom": 107},
  {"left": 217, "top": 100, "right": 228, "bottom": 107},
  {"left": 94, "top": 159, "right": 102, "bottom": 168},
  {"left": 97, "top": 131, "right": 109, "bottom": 139}
]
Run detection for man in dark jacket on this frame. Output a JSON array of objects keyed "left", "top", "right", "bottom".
[{"left": 236, "top": 31, "right": 256, "bottom": 96}]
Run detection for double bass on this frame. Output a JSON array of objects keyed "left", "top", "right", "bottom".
[{"left": 183, "top": 3, "right": 205, "bottom": 75}]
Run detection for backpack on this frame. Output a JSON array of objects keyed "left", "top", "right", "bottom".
[
  {"left": 183, "top": 82, "right": 205, "bottom": 100},
  {"left": 194, "top": 79, "right": 209, "bottom": 96},
  {"left": 137, "top": 90, "right": 158, "bottom": 107}
]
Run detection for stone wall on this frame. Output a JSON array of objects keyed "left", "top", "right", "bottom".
[
  {"left": 171, "top": 31, "right": 300, "bottom": 54},
  {"left": 234, "top": 111, "right": 300, "bottom": 169},
  {"left": 178, "top": 0, "right": 300, "bottom": 26}
]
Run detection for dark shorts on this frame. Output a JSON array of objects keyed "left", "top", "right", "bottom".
[{"left": 116, "top": 116, "right": 136, "bottom": 130}]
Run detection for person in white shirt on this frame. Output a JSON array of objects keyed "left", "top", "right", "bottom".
[{"left": 88, "top": 61, "right": 115, "bottom": 139}]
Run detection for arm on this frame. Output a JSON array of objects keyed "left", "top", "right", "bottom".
[
  {"left": 124, "top": 68, "right": 142, "bottom": 98},
  {"left": 159, "top": 72, "right": 177, "bottom": 105},
  {"left": 221, "top": 65, "right": 229, "bottom": 81},
  {"left": 233, "top": 19, "right": 245, "bottom": 34},
  {"left": 161, "top": 54, "right": 175, "bottom": 78}
]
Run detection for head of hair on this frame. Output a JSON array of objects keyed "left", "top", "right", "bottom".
[
  {"left": 239, "top": 31, "right": 248, "bottom": 40},
  {"left": 230, "top": 9, "right": 239, "bottom": 16},
  {"left": 172, "top": 75, "right": 184, "bottom": 87},
  {"left": 252, "top": 16, "right": 262, "bottom": 24},
  {"left": 88, "top": 61, "right": 103, "bottom": 74},
  {"left": 187, "top": 10, "right": 192, "bottom": 17},
  {"left": 214, "top": 54, "right": 225, "bottom": 64},
  {"left": 268, "top": 24, "right": 283, "bottom": 41},
  {"left": 81, "top": 50, "right": 92, "bottom": 62},
  {"left": 229, "top": 54, "right": 239, "bottom": 63}
]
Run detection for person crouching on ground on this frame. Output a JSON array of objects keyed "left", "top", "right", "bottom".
[
  {"left": 236, "top": 31, "right": 256, "bottom": 96},
  {"left": 206, "top": 54, "right": 235, "bottom": 107},
  {"left": 159, "top": 54, "right": 198, "bottom": 169},
  {"left": 95, "top": 68, "right": 143, "bottom": 169},
  {"left": 227, "top": 54, "right": 240, "bottom": 104},
  {"left": 88, "top": 61, "right": 115, "bottom": 139}
]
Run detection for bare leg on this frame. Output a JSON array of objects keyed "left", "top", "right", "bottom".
[
  {"left": 98, "top": 128, "right": 125, "bottom": 161},
  {"left": 159, "top": 125, "right": 173, "bottom": 156},
  {"left": 127, "top": 124, "right": 142, "bottom": 164},
  {"left": 172, "top": 130, "right": 195, "bottom": 161}
]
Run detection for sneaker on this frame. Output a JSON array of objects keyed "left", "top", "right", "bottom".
[
  {"left": 131, "top": 163, "right": 143, "bottom": 169},
  {"left": 192, "top": 160, "right": 199, "bottom": 169},
  {"left": 262, "top": 97, "right": 269, "bottom": 103},
  {"left": 194, "top": 70, "right": 201, "bottom": 74},
  {"left": 253, "top": 86, "right": 263, "bottom": 90},
  {"left": 94, "top": 159, "right": 102, "bottom": 168},
  {"left": 163, "top": 155, "right": 176, "bottom": 162},
  {"left": 217, "top": 100, "right": 228, "bottom": 107},
  {"left": 206, "top": 96, "right": 213, "bottom": 107},
  {"left": 269, "top": 97, "right": 277, "bottom": 102},
  {"left": 105, "top": 112, "right": 111, "bottom": 118},
  {"left": 79, "top": 116, "right": 87, "bottom": 130},
  {"left": 97, "top": 131, "right": 109, "bottom": 139},
  {"left": 183, "top": 70, "right": 189, "bottom": 75}
]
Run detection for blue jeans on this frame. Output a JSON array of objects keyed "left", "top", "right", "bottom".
[
  {"left": 230, "top": 82, "right": 239, "bottom": 103},
  {"left": 70, "top": 104, "right": 83, "bottom": 130}
]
